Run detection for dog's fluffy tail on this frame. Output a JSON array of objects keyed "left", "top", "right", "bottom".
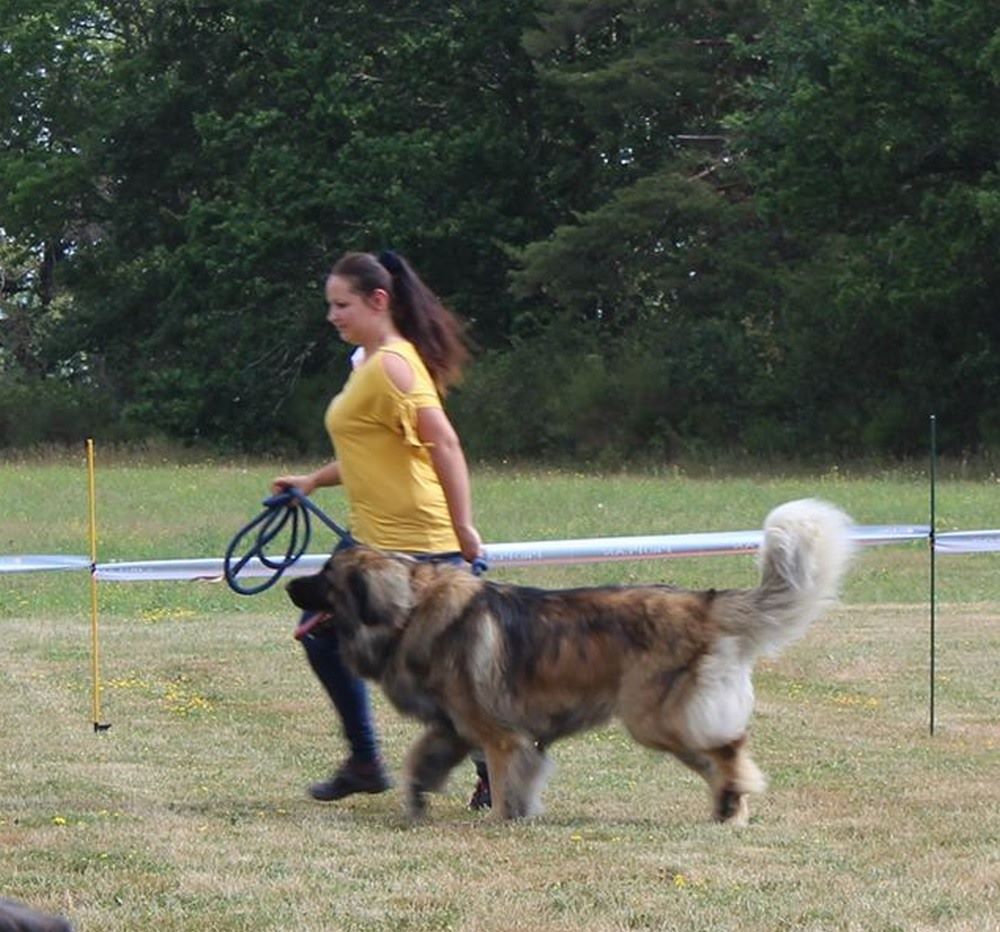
[{"left": 726, "top": 498, "right": 855, "bottom": 661}]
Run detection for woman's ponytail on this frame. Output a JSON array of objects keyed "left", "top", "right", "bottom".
[{"left": 332, "top": 250, "right": 470, "bottom": 392}]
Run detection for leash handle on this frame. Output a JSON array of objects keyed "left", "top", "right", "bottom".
[
  {"left": 265, "top": 487, "right": 353, "bottom": 540},
  {"left": 224, "top": 487, "right": 351, "bottom": 596},
  {"left": 224, "top": 486, "right": 483, "bottom": 595}
]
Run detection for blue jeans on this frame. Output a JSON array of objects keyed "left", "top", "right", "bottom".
[{"left": 299, "top": 544, "right": 480, "bottom": 770}]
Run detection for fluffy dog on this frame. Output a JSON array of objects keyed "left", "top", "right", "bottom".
[{"left": 287, "top": 499, "right": 853, "bottom": 824}]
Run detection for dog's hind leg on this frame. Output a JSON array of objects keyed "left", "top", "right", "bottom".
[
  {"left": 484, "top": 738, "right": 551, "bottom": 821},
  {"left": 703, "top": 737, "right": 766, "bottom": 827},
  {"left": 671, "top": 747, "right": 716, "bottom": 784},
  {"left": 404, "top": 723, "right": 473, "bottom": 820},
  {"left": 670, "top": 747, "right": 729, "bottom": 819}
]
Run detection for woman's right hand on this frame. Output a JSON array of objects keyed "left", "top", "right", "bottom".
[
  {"left": 271, "top": 461, "right": 340, "bottom": 498},
  {"left": 270, "top": 474, "right": 317, "bottom": 497}
]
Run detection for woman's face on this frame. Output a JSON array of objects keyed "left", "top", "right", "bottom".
[{"left": 325, "top": 274, "right": 381, "bottom": 345}]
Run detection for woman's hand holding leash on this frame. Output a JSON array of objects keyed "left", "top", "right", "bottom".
[
  {"left": 271, "top": 461, "right": 343, "bottom": 499},
  {"left": 455, "top": 524, "right": 483, "bottom": 564},
  {"left": 271, "top": 474, "right": 317, "bottom": 497}
]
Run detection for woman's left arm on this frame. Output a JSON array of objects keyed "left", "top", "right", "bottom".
[{"left": 417, "top": 406, "right": 483, "bottom": 562}]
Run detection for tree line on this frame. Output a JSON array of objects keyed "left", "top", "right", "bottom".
[{"left": 2, "top": 0, "right": 999, "bottom": 461}]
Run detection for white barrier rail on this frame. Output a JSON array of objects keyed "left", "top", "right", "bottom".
[
  {"left": 933, "top": 530, "right": 1000, "bottom": 553},
  {"left": 0, "top": 555, "right": 92, "bottom": 574},
  {"left": 6, "top": 523, "right": 995, "bottom": 583}
]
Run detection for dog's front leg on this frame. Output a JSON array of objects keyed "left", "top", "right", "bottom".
[{"left": 403, "top": 724, "right": 473, "bottom": 820}]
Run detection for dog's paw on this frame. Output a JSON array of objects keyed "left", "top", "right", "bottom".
[
  {"left": 714, "top": 787, "right": 750, "bottom": 826},
  {"left": 404, "top": 785, "right": 428, "bottom": 821}
]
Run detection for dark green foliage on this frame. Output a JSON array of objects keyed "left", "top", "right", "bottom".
[
  {"left": 0, "top": 369, "right": 125, "bottom": 446},
  {"left": 512, "top": 0, "right": 767, "bottom": 327},
  {"left": 469, "top": 0, "right": 778, "bottom": 461},
  {"left": 451, "top": 308, "right": 758, "bottom": 462},
  {"left": 734, "top": 0, "right": 1000, "bottom": 456},
  {"left": 3, "top": 0, "right": 1000, "bottom": 459},
  {"left": 2, "top": 0, "right": 551, "bottom": 450}
]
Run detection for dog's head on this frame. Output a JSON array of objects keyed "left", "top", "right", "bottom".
[{"left": 286, "top": 546, "right": 416, "bottom": 678}]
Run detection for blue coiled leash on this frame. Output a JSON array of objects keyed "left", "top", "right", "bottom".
[
  {"left": 224, "top": 486, "right": 487, "bottom": 596},
  {"left": 223, "top": 487, "right": 353, "bottom": 595}
]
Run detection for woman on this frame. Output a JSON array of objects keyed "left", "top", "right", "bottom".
[{"left": 272, "top": 250, "right": 491, "bottom": 809}]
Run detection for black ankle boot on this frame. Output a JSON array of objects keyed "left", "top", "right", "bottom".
[{"left": 308, "top": 759, "right": 392, "bottom": 802}]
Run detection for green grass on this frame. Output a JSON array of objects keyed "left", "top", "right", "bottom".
[{"left": 1, "top": 456, "right": 999, "bottom": 930}]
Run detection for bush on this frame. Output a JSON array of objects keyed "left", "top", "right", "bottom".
[
  {"left": 451, "top": 318, "right": 753, "bottom": 463},
  {"left": 0, "top": 373, "right": 128, "bottom": 448}
]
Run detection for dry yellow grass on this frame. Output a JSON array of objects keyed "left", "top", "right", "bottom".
[
  {"left": 2, "top": 460, "right": 999, "bottom": 930},
  {"left": 1, "top": 601, "right": 997, "bottom": 931}
]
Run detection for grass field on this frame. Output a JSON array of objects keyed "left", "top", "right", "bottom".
[{"left": 1, "top": 454, "right": 998, "bottom": 930}]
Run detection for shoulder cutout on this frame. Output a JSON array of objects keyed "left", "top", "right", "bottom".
[{"left": 380, "top": 349, "right": 415, "bottom": 393}]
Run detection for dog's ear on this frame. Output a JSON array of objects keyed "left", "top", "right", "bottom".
[
  {"left": 346, "top": 567, "right": 375, "bottom": 623},
  {"left": 344, "top": 554, "right": 414, "bottom": 628},
  {"left": 285, "top": 571, "right": 331, "bottom": 612}
]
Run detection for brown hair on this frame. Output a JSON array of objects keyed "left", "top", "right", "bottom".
[{"left": 331, "top": 251, "right": 470, "bottom": 392}]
